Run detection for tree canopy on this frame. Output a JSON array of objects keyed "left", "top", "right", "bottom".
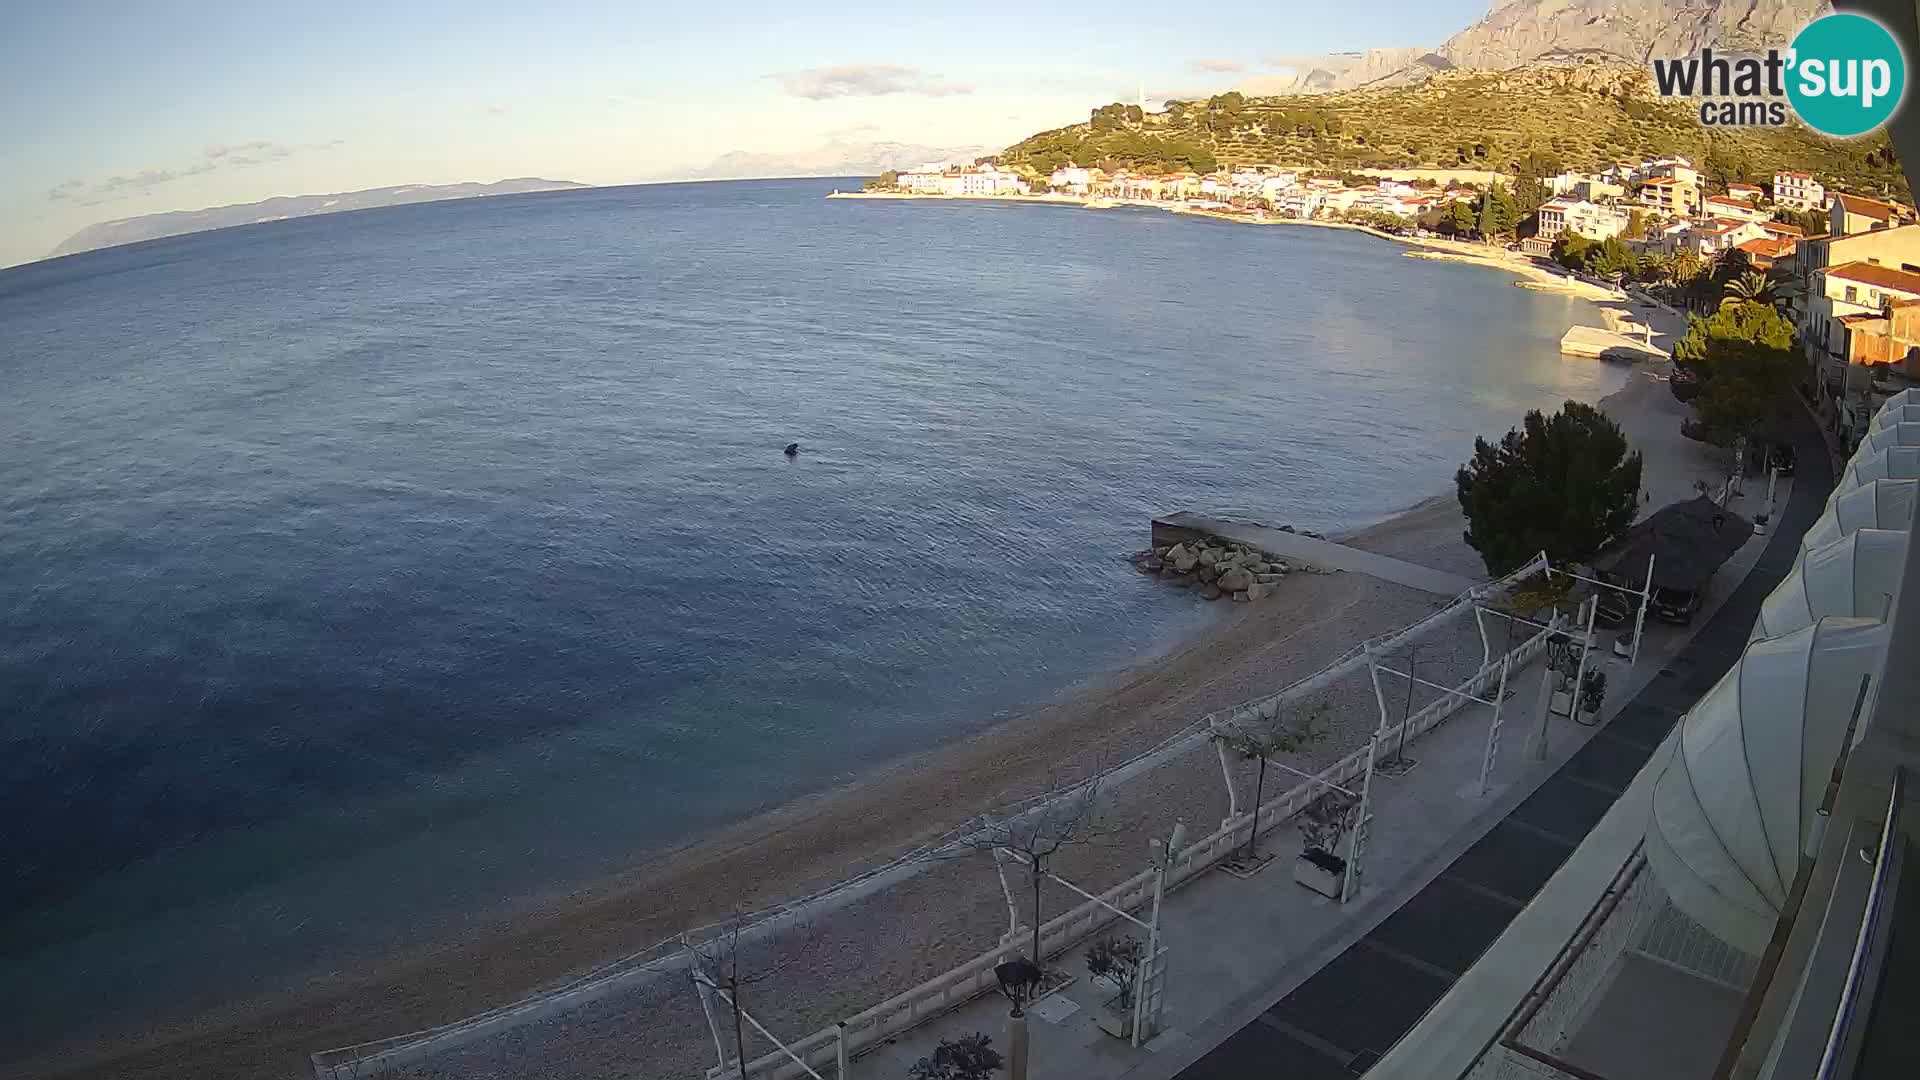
[
  {"left": 1670, "top": 300, "right": 1800, "bottom": 445},
  {"left": 1455, "top": 401, "right": 1645, "bottom": 575}
]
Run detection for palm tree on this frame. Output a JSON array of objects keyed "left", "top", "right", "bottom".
[
  {"left": 1722, "top": 270, "right": 1772, "bottom": 306},
  {"left": 1668, "top": 250, "right": 1701, "bottom": 290}
]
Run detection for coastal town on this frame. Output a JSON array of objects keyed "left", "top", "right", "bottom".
[{"left": 857, "top": 155, "right": 1920, "bottom": 449}]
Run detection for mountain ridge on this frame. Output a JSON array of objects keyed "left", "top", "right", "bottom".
[
  {"left": 49, "top": 178, "right": 588, "bottom": 259},
  {"left": 1246, "top": 0, "right": 1830, "bottom": 94},
  {"left": 678, "top": 140, "right": 996, "bottom": 181}
]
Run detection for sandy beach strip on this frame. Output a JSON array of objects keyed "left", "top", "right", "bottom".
[{"left": 17, "top": 265, "right": 1704, "bottom": 1080}]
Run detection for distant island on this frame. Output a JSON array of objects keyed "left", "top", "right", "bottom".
[
  {"left": 678, "top": 140, "right": 995, "bottom": 182},
  {"left": 49, "top": 178, "right": 589, "bottom": 259}
]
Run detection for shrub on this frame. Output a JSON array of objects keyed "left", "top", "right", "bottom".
[{"left": 908, "top": 1033, "right": 1004, "bottom": 1080}]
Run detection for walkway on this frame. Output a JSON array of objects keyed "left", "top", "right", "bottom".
[
  {"left": 1161, "top": 407, "right": 1828, "bottom": 1080},
  {"left": 1151, "top": 513, "right": 1482, "bottom": 598}
]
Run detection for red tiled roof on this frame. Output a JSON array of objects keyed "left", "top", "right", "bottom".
[
  {"left": 1826, "top": 260, "right": 1920, "bottom": 293},
  {"left": 1737, "top": 238, "right": 1795, "bottom": 260},
  {"left": 1777, "top": 170, "right": 1813, "bottom": 181},
  {"left": 1835, "top": 193, "right": 1900, "bottom": 221},
  {"left": 1762, "top": 221, "right": 1805, "bottom": 238}
]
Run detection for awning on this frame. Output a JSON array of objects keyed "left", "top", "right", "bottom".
[
  {"left": 1870, "top": 392, "right": 1920, "bottom": 432},
  {"left": 1861, "top": 421, "right": 1920, "bottom": 453},
  {"left": 1600, "top": 496, "right": 1753, "bottom": 593},
  {"left": 1837, "top": 445, "right": 1920, "bottom": 493},
  {"left": 1753, "top": 530, "right": 1910, "bottom": 640},
  {"left": 1645, "top": 618, "right": 1891, "bottom": 953},
  {"left": 1800, "top": 479, "right": 1918, "bottom": 553}
]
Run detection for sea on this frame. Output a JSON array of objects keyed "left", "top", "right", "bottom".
[{"left": 0, "top": 178, "right": 1621, "bottom": 1056}]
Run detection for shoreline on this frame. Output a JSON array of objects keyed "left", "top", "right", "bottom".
[
  {"left": 21, "top": 216, "right": 1687, "bottom": 1080},
  {"left": 829, "top": 189, "right": 1626, "bottom": 302}
]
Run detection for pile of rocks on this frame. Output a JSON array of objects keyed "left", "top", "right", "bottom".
[{"left": 1130, "top": 540, "right": 1292, "bottom": 602}]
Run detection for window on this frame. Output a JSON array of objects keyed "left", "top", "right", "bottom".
[{"left": 1846, "top": 285, "right": 1859, "bottom": 303}]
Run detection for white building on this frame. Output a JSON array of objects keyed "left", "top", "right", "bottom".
[
  {"left": 1537, "top": 197, "right": 1631, "bottom": 242},
  {"left": 896, "top": 170, "right": 954, "bottom": 194},
  {"left": 1258, "top": 174, "right": 1299, "bottom": 202},
  {"left": 1272, "top": 189, "right": 1326, "bottom": 219},
  {"left": 1726, "top": 181, "right": 1763, "bottom": 203},
  {"left": 1665, "top": 216, "right": 1770, "bottom": 258},
  {"left": 1774, "top": 170, "right": 1826, "bottom": 211},
  {"left": 956, "top": 167, "right": 1028, "bottom": 196},
  {"left": 1048, "top": 166, "right": 1095, "bottom": 193},
  {"left": 1548, "top": 172, "right": 1626, "bottom": 202},
  {"left": 1641, "top": 157, "right": 1700, "bottom": 186},
  {"left": 1702, "top": 195, "right": 1769, "bottom": 224}
]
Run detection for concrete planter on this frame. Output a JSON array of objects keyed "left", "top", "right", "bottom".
[
  {"left": 1294, "top": 848, "right": 1346, "bottom": 899},
  {"left": 1095, "top": 996, "right": 1136, "bottom": 1040}
]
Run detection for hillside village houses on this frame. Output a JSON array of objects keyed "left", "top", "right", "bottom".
[{"left": 1790, "top": 193, "right": 1920, "bottom": 445}]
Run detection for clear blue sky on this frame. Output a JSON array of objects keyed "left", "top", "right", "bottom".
[{"left": 2, "top": 0, "right": 1489, "bottom": 265}]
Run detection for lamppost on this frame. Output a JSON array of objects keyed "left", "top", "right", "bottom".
[{"left": 994, "top": 959, "right": 1043, "bottom": 1080}]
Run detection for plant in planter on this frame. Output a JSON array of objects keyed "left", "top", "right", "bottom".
[
  {"left": 1210, "top": 704, "right": 1327, "bottom": 871},
  {"left": 1085, "top": 934, "right": 1145, "bottom": 1038},
  {"left": 1579, "top": 669, "right": 1607, "bottom": 718},
  {"left": 1294, "top": 790, "right": 1359, "bottom": 899},
  {"left": 908, "top": 1033, "right": 1004, "bottom": 1080}
]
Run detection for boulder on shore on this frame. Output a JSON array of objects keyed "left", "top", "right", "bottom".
[
  {"left": 1217, "top": 567, "right": 1254, "bottom": 593},
  {"left": 1199, "top": 583, "right": 1223, "bottom": 601},
  {"left": 1166, "top": 544, "right": 1198, "bottom": 572},
  {"left": 1247, "top": 581, "right": 1275, "bottom": 601},
  {"left": 1232, "top": 590, "right": 1251, "bottom": 602}
]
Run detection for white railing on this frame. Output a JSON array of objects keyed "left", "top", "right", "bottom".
[
  {"left": 710, "top": 623, "right": 1560, "bottom": 1080},
  {"left": 314, "top": 556, "right": 1553, "bottom": 1079}
]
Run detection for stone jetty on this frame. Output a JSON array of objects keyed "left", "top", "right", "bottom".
[{"left": 1129, "top": 537, "right": 1299, "bottom": 603}]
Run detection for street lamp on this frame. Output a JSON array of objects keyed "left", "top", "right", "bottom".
[{"left": 995, "top": 958, "right": 1043, "bottom": 1080}]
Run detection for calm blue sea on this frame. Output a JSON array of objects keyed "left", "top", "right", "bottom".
[{"left": 0, "top": 178, "right": 1619, "bottom": 1052}]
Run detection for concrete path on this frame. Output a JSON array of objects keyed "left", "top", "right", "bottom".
[
  {"left": 1153, "top": 513, "right": 1481, "bottom": 598},
  {"left": 1560, "top": 325, "right": 1664, "bottom": 362}
]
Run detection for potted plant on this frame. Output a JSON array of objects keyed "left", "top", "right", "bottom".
[
  {"left": 1753, "top": 511, "right": 1771, "bottom": 536},
  {"left": 1294, "top": 790, "right": 1357, "bottom": 899},
  {"left": 1612, "top": 623, "right": 1634, "bottom": 659},
  {"left": 1580, "top": 669, "right": 1607, "bottom": 719},
  {"left": 1085, "top": 935, "right": 1145, "bottom": 1039},
  {"left": 909, "top": 1033, "right": 1004, "bottom": 1080}
]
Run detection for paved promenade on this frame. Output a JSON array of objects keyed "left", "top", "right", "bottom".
[{"left": 1152, "top": 512, "right": 1482, "bottom": 598}]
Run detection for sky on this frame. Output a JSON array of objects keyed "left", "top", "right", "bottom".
[{"left": 1, "top": 0, "right": 1491, "bottom": 267}]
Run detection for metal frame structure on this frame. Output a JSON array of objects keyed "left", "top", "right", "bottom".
[
  {"left": 1368, "top": 641, "right": 1520, "bottom": 799},
  {"left": 1001, "top": 845, "right": 1171, "bottom": 1048},
  {"left": 689, "top": 963, "right": 827, "bottom": 1080},
  {"left": 1541, "top": 555, "right": 1655, "bottom": 668}
]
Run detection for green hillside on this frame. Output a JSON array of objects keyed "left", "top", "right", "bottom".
[{"left": 1000, "top": 64, "right": 1908, "bottom": 199}]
